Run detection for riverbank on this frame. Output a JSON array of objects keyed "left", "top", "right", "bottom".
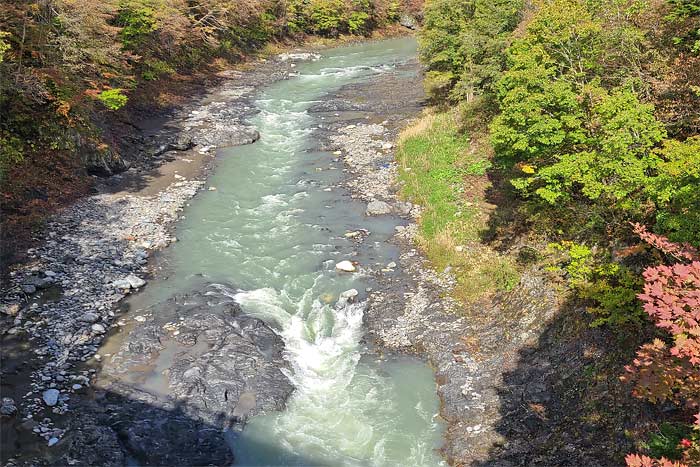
[{"left": 0, "top": 47, "right": 338, "bottom": 464}]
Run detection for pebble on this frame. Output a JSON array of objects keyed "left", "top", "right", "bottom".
[
  {"left": 78, "top": 313, "right": 99, "bottom": 324},
  {"left": 47, "top": 437, "right": 59, "bottom": 447},
  {"left": 42, "top": 389, "right": 60, "bottom": 407},
  {"left": 335, "top": 260, "right": 357, "bottom": 272},
  {"left": 91, "top": 324, "right": 106, "bottom": 334},
  {"left": 126, "top": 275, "right": 146, "bottom": 289}
]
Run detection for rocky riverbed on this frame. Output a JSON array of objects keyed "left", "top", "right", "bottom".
[{"left": 0, "top": 51, "right": 320, "bottom": 465}]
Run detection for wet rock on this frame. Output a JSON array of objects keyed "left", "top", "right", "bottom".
[
  {"left": 335, "top": 260, "right": 357, "bottom": 272},
  {"left": 43, "top": 389, "right": 60, "bottom": 407},
  {"left": 91, "top": 323, "right": 106, "bottom": 334},
  {"left": 1, "top": 303, "right": 20, "bottom": 316},
  {"left": 366, "top": 200, "right": 392, "bottom": 216},
  {"left": 112, "top": 278, "right": 132, "bottom": 290},
  {"left": 104, "top": 287, "right": 293, "bottom": 429},
  {"left": 47, "top": 437, "right": 59, "bottom": 447},
  {"left": 337, "top": 289, "right": 359, "bottom": 308},
  {"left": 168, "top": 134, "right": 194, "bottom": 152},
  {"left": 22, "top": 275, "right": 53, "bottom": 290},
  {"left": 78, "top": 312, "right": 100, "bottom": 324}
]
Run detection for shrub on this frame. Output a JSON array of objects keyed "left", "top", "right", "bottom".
[
  {"left": 649, "top": 137, "right": 700, "bottom": 247},
  {"left": 548, "top": 241, "right": 645, "bottom": 328},
  {"left": 0, "top": 32, "right": 10, "bottom": 63},
  {"left": 141, "top": 59, "right": 175, "bottom": 81},
  {"left": 307, "top": 0, "right": 346, "bottom": 35},
  {"left": 623, "top": 224, "right": 700, "bottom": 467},
  {"left": 97, "top": 89, "right": 128, "bottom": 110},
  {"left": 115, "top": 1, "right": 159, "bottom": 50}
]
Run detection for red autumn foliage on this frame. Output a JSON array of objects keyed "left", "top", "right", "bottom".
[
  {"left": 625, "top": 453, "right": 689, "bottom": 467},
  {"left": 624, "top": 224, "right": 700, "bottom": 467}
]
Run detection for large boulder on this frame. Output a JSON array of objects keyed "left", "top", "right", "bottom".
[{"left": 191, "top": 124, "right": 260, "bottom": 149}]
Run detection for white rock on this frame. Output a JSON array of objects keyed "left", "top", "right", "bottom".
[
  {"left": 72, "top": 384, "right": 83, "bottom": 391},
  {"left": 126, "top": 275, "right": 146, "bottom": 289},
  {"left": 112, "top": 279, "right": 131, "bottom": 290},
  {"left": 381, "top": 142, "right": 394, "bottom": 150},
  {"left": 335, "top": 261, "right": 357, "bottom": 272},
  {"left": 340, "top": 289, "right": 359, "bottom": 300},
  {"left": 366, "top": 200, "right": 392, "bottom": 216},
  {"left": 48, "top": 437, "right": 59, "bottom": 447},
  {"left": 387, "top": 262, "right": 397, "bottom": 269},
  {"left": 91, "top": 324, "right": 106, "bottom": 334},
  {"left": 42, "top": 389, "right": 60, "bottom": 407}
]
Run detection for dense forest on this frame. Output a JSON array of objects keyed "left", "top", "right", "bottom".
[{"left": 413, "top": 0, "right": 700, "bottom": 464}]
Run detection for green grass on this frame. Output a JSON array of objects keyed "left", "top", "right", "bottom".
[{"left": 397, "top": 110, "right": 519, "bottom": 302}]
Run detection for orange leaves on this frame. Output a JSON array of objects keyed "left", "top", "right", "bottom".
[
  {"left": 625, "top": 453, "right": 689, "bottom": 467},
  {"left": 624, "top": 225, "right": 700, "bottom": 465}
]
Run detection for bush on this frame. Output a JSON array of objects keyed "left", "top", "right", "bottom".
[
  {"left": 623, "top": 225, "right": 700, "bottom": 467},
  {"left": 649, "top": 137, "right": 700, "bottom": 247},
  {"left": 0, "top": 32, "right": 10, "bottom": 63},
  {"left": 97, "top": 89, "right": 128, "bottom": 110},
  {"left": 115, "top": 1, "right": 159, "bottom": 50},
  {"left": 548, "top": 241, "right": 645, "bottom": 328}
]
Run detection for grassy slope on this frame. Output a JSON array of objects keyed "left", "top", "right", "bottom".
[{"left": 396, "top": 109, "right": 519, "bottom": 303}]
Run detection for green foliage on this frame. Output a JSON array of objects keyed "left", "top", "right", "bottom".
[
  {"left": 97, "top": 89, "right": 128, "bottom": 110},
  {"left": 0, "top": 32, "right": 10, "bottom": 63},
  {"left": 649, "top": 137, "right": 700, "bottom": 246},
  {"left": 579, "top": 263, "right": 645, "bottom": 327},
  {"left": 348, "top": 10, "right": 371, "bottom": 33},
  {"left": 642, "top": 423, "right": 694, "bottom": 460},
  {"left": 141, "top": 59, "right": 175, "bottom": 80},
  {"left": 666, "top": 0, "right": 700, "bottom": 53},
  {"left": 307, "top": 0, "right": 346, "bottom": 35},
  {"left": 115, "top": 1, "right": 159, "bottom": 50},
  {"left": 419, "top": 0, "right": 523, "bottom": 101},
  {"left": 549, "top": 241, "right": 645, "bottom": 328},
  {"left": 513, "top": 89, "right": 665, "bottom": 209},
  {"left": 490, "top": 42, "right": 586, "bottom": 165},
  {"left": 0, "top": 131, "right": 24, "bottom": 179},
  {"left": 423, "top": 70, "right": 455, "bottom": 101}
]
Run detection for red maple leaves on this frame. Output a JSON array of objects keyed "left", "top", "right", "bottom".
[{"left": 624, "top": 224, "right": 700, "bottom": 467}]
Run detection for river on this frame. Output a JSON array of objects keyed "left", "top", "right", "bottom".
[{"left": 102, "top": 36, "right": 445, "bottom": 466}]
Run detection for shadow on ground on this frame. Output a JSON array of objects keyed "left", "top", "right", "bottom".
[{"left": 472, "top": 294, "right": 673, "bottom": 467}]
